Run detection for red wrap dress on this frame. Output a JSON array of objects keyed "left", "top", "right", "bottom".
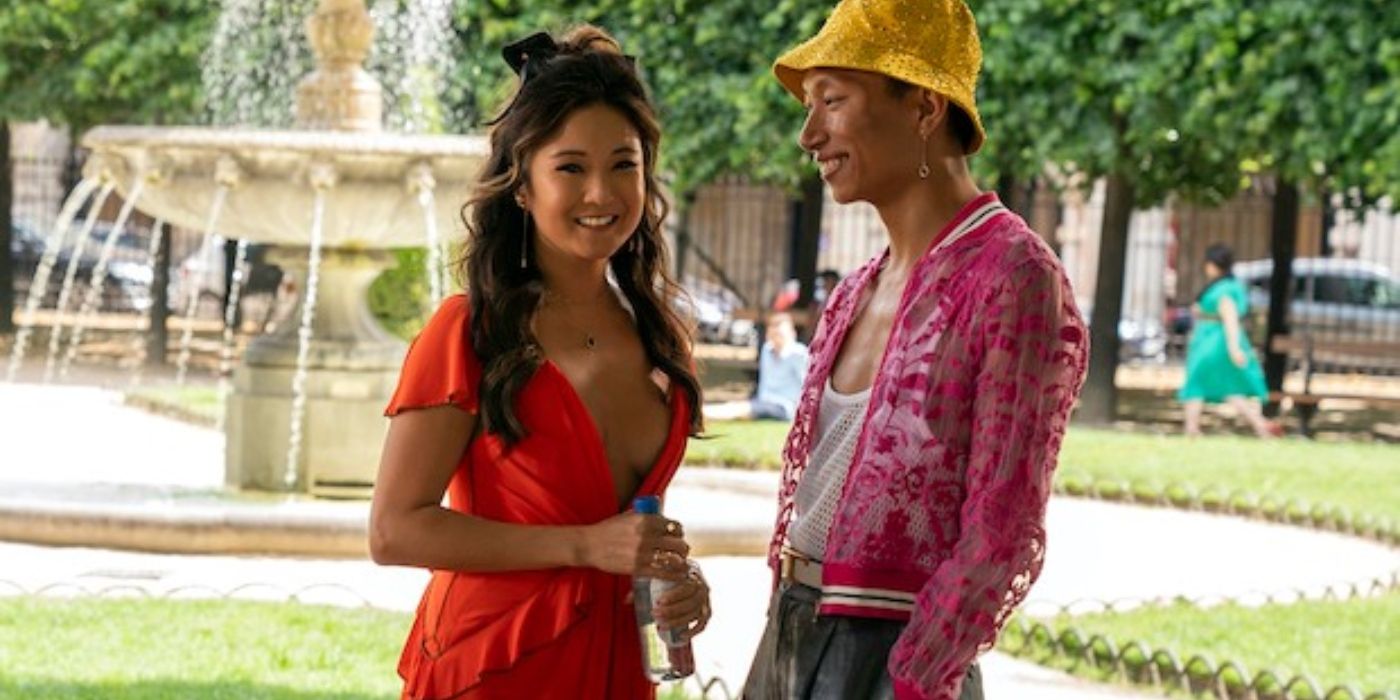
[{"left": 385, "top": 295, "right": 691, "bottom": 700}]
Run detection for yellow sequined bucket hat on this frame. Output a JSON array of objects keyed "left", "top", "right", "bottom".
[{"left": 774, "top": 0, "right": 986, "bottom": 154}]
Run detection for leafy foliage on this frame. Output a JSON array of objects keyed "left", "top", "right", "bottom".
[
  {"left": 0, "top": 0, "right": 212, "bottom": 129},
  {"left": 973, "top": 0, "right": 1400, "bottom": 205},
  {"left": 975, "top": 0, "right": 1245, "bottom": 206},
  {"left": 1172, "top": 0, "right": 1400, "bottom": 204},
  {"left": 367, "top": 247, "right": 432, "bottom": 340},
  {"left": 448, "top": 0, "right": 830, "bottom": 195}
]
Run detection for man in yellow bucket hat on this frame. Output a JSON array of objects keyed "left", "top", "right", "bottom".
[{"left": 745, "top": 1, "right": 1090, "bottom": 698}]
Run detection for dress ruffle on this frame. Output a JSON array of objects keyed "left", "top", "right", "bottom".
[
  {"left": 385, "top": 295, "right": 479, "bottom": 417},
  {"left": 398, "top": 569, "right": 601, "bottom": 699}
]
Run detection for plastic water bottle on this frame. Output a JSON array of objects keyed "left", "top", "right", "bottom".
[{"left": 632, "top": 495, "right": 695, "bottom": 681}]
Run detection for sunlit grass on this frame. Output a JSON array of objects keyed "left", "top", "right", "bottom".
[
  {"left": 0, "top": 596, "right": 700, "bottom": 699},
  {"left": 688, "top": 421, "right": 1400, "bottom": 522},
  {"left": 1005, "top": 593, "right": 1400, "bottom": 697}
]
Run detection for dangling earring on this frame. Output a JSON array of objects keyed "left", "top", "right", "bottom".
[
  {"left": 631, "top": 232, "right": 643, "bottom": 255},
  {"left": 918, "top": 133, "right": 931, "bottom": 180},
  {"left": 520, "top": 212, "right": 530, "bottom": 269}
]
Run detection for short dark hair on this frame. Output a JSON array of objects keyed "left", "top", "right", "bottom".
[
  {"left": 885, "top": 77, "right": 976, "bottom": 155},
  {"left": 1204, "top": 243, "right": 1235, "bottom": 275}
]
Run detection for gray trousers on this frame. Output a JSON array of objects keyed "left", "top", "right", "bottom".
[{"left": 743, "top": 582, "right": 984, "bottom": 700}]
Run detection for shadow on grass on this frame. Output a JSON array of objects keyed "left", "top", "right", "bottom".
[{"left": 0, "top": 679, "right": 392, "bottom": 700}]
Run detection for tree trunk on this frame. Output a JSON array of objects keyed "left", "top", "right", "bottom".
[
  {"left": 146, "top": 224, "right": 171, "bottom": 365},
  {"left": 995, "top": 173, "right": 1036, "bottom": 220},
  {"left": 672, "top": 193, "right": 693, "bottom": 282},
  {"left": 1318, "top": 188, "right": 1334, "bottom": 257},
  {"left": 1077, "top": 173, "right": 1135, "bottom": 425},
  {"left": 793, "top": 175, "right": 823, "bottom": 308},
  {"left": 996, "top": 174, "right": 1018, "bottom": 213},
  {"left": 1262, "top": 178, "right": 1299, "bottom": 417},
  {"left": 0, "top": 121, "right": 14, "bottom": 335}
]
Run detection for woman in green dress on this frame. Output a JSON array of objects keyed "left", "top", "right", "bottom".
[{"left": 1178, "top": 244, "right": 1280, "bottom": 437}]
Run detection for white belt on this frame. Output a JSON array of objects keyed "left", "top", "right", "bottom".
[{"left": 778, "top": 547, "right": 823, "bottom": 589}]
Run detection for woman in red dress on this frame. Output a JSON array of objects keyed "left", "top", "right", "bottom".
[{"left": 369, "top": 26, "right": 711, "bottom": 700}]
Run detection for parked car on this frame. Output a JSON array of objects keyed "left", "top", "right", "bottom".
[
  {"left": 9, "top": 217, "right": 153, "bottom": 312},
  {"left": 1232, "top": 257, "right": 1400, "bottom": 370},
  {"left": 8, "top": 216, "right": 46, "bottom": 274},
  {"left": 1078, "top": 300, "right": 1170, "bottom": 363},
  {"left": 1233, "top": 258, "right": 1400, "bottom": 335},
  {"left": 1117, "top": 315, "right": 1169, "bottom": 363}
]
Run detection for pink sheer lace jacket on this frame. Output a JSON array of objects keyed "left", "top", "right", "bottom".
[{"left": 766, "top": 193, "right": 1090, "bottom": 700}]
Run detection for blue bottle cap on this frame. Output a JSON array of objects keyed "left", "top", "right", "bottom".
[{"left": 633, "top": 495, "right": 660, "bottom": 514}]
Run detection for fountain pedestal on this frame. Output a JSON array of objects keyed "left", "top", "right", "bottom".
[{"left": 225, "top": 247, "right": 406, "bottom": 496}]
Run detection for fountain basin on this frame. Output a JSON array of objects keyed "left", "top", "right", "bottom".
[{"left": 82, "top": 125, "right": 488, "bottom": 248}]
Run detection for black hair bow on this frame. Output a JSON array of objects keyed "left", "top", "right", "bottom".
[
  {"left": 502, "top": 32, "right": 559, "bottom": 83},
  {"left": 502, "top": 31, "right": 639, "bottom": 83}
]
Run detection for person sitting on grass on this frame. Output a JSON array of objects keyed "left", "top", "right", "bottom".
[{"left": 705, "top": 312, "right": 810, "bottom": 422}]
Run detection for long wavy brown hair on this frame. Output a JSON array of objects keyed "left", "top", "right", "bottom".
[{"left": 460, "top": 25, "right": 702, "bottom": 444}]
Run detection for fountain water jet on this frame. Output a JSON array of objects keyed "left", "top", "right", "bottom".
[
  {"left": 406, "top": 163, "right": 445, "bottom": 306},
  {"left": 124, "top": 219, "right": 167, "bottom": 390},
  {"left": 283, "top": 163, "right": 334, "bottom": 490},
  {"left": 6, "top": 177, "right": 101, "bottom": 383},
  {"left": 43, "top": 180, "right": 118, "bottom": 383},
  {"left": 174, "top": 185, "right": 230, "bottom": 386},
  {"left": 58, "top": 170, "right": 162, "bottom": 380}
]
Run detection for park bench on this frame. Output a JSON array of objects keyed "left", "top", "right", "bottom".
[{"left": 1267, "top": 334, "right": 1400, "bottom": 438}]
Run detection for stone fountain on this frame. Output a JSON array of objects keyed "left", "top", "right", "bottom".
[{"left": 80, "top": 0, "right": 487, "bottom": 496}]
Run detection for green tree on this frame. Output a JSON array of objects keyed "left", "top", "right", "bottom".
[
  {"left": 1173, "top": 0, "right": 1400, "bottom": 398},
  {"left": 1176, "top": 0, "right": 1399, "bottom": 205},
  {"left": 449, "top": 0, "right": 829, "bottom": 197},
  {"left": 972, "top": 9, "right": 1062, "bottom": 213},
  {"left": 0, "top": 0, "right": 212, "bottom": 130},
  {"left": 0, "top": 0, "right": 213, "bottom": 333}
]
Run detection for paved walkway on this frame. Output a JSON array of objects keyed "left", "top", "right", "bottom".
[{"left": 2, "top": 381, "right": 1396, "bottom": 699}]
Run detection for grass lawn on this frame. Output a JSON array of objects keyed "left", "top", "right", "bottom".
[
  {"left": 689, "top": 421, "right": 1400, "bottom": 523},
  {"left": 125, "top": 384, "right": 223, "bottom": 425},
  {"left": 1006, "top": 593, "right": 1400, "bottom": 697},
  {"left": 1054, "top": 429, "right": 1400, "bottom": 523},
  {"left": 688, "top": 420, "right": 793, "bottom": 469},
  {"left": 0, "top": 597, "right": 695, "bottom": 699}
]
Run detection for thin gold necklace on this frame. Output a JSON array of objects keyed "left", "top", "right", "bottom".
[{"left": 541, "top": 288, "right": 611, "bottom": 352}]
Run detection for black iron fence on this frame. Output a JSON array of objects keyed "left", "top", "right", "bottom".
[
  {"left": 677, "top": 176, "right": 1400, "bottom": 382},
  {"left": 1059, "top": 179, "right": 1400, "bottom": 373}
]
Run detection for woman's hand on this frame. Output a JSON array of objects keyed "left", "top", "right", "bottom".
[
  {"left": 579, "top": 512, "right": 690, "bottom": 581},
  {"left": 1229, "top": 346, "right": 1247, "bottom": 368},
  {"left": 654, "top": 562, "right": 711, "bottom": 640}
]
